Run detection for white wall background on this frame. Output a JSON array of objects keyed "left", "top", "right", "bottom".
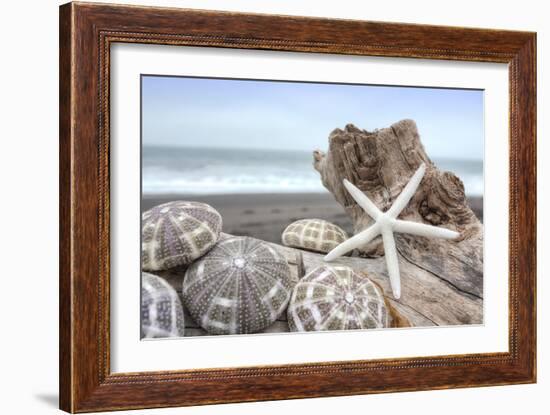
[{"left": 0, "top": 0, "right": 546, "bottom": 414}]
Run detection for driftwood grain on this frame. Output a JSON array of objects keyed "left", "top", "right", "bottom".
[{"left": 59, "top": 2, "right": 536, "bottom": 413}]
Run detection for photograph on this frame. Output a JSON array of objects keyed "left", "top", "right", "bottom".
[
  {"left": 49, "top": 1, "right": 538, "bottom": 412},
  {"left": 140, "top": 75, "right": 484, "bottom": 338}
]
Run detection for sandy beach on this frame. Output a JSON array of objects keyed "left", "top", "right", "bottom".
[{"left": 142, "top": 193, "right": 483, "bottom": 244}]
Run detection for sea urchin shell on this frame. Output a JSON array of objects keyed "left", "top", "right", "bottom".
[
  {"left": 141, "top": 272, "right": 185, "bottom": 338},
  {"left": 142, "top": 201, "right": 222, "bottom": 271},
  {"left": 182, "top": 236, "right": 295, "bottom": 335},
  {"left": 282, "top": 218, "right": 347, "bottom": 254},
  {"left": 287, "top": 265, "right": 390, "bottom": 332}
]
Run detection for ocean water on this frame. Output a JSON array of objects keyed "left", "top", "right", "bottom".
[{"left": 142, "top": 146, "right": 483, "bottom": 197}]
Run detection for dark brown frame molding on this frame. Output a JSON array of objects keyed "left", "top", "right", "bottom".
[{"left": 59, "top": 2, "right": 536, "bottom": 412}]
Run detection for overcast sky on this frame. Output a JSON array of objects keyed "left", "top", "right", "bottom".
[{"left": 142, "top": 75, "right": 484, "bottom": 161}]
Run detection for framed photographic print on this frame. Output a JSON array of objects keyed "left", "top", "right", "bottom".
[{"left": 59, "top": 2, "right": 536, "bottom": 412}]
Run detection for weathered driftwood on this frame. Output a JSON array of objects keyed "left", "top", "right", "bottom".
[
  {"left": 159, "top": 233, "right": 482, "bottom": 336},
  {"left": 313, "top": 119, "right": 484, "bottom": 299},
  {"left": 295, "top": 246, "right": 482, "bottom": 327}
]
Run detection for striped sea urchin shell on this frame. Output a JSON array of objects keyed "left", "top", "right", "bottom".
[
  {"left": 182, "top": 236, "right": 295, "bottom": 335},
  {"left": 142, "top": 201, "right": 222, "bottom": 271},
  {"left": 288, "top": 265, "right": 390, "bottom": 332},
  {"left": 282, "top": 219, "right": 347, "bottom": 254},
  {"left": 141, "top": 272, "right": 185, "bottom": 338}
]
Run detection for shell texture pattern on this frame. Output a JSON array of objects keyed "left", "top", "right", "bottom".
[
  {"left": 141, "top": 272, "right": 185, "bottom": 338},
  {"left": 142, "top": 201, "right": 222, "bottom": 271},
  {"left": 282, "top": 219, "right": 347, "bottom": 254},
  {"left": 288, "top": 265, "right": 390, "bottom": 332},
  {"left": 183, "top": 236, "right": 295, "bottom": 335}
]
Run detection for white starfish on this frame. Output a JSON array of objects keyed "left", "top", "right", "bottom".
[{"left": 324, "top": 163, "right": 459, "bottom": 299}]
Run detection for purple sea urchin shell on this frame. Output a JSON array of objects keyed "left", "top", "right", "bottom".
[
  {"left": 288, "top": 265, "right": 390, "bottom": 332},
  {"left": 282, "top": 219, "right": 347, "bottom": 254},
  {"left": 141, "top": 272, "right": 185, "bottom": 338},
  {"left": 142, "top": 201, "right": 222, "bottom": 271},
  {"left": 182, "top": 237, "right": 295, "bottom": 335}
]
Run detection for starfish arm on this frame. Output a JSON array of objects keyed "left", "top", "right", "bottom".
[
  {"left": 343, "top": 179, "right": 382, "bottom": 220},
  {"left": 381, "top": 226, "right": 401, "bottom": 299},
  {"left": 387, "top": 162, "right": 426, "bottom": 219},
  {"left": 393, "top": 220, "right": 460, "bottom": 240},
  {"left": 324, "top": 223, "right": 381, "bottom": 262}
]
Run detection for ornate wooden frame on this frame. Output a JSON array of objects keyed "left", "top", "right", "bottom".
[{"left": 59, "top": 2, "right": 536, "bottom": 412}]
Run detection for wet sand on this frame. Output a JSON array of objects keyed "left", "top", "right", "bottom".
[{"left": 142, "top": 193, "right": 483, "bottom": 244}]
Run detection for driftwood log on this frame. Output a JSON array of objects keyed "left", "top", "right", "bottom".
[
  {"left": 163, "top": 222, "right": 482, "bottom": 336},
  {"left": 313, "top": 120, "right": 484, "bottom": 300},
  {"left": 159, "top": 119, "right": 483, "bottom": 336}
]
